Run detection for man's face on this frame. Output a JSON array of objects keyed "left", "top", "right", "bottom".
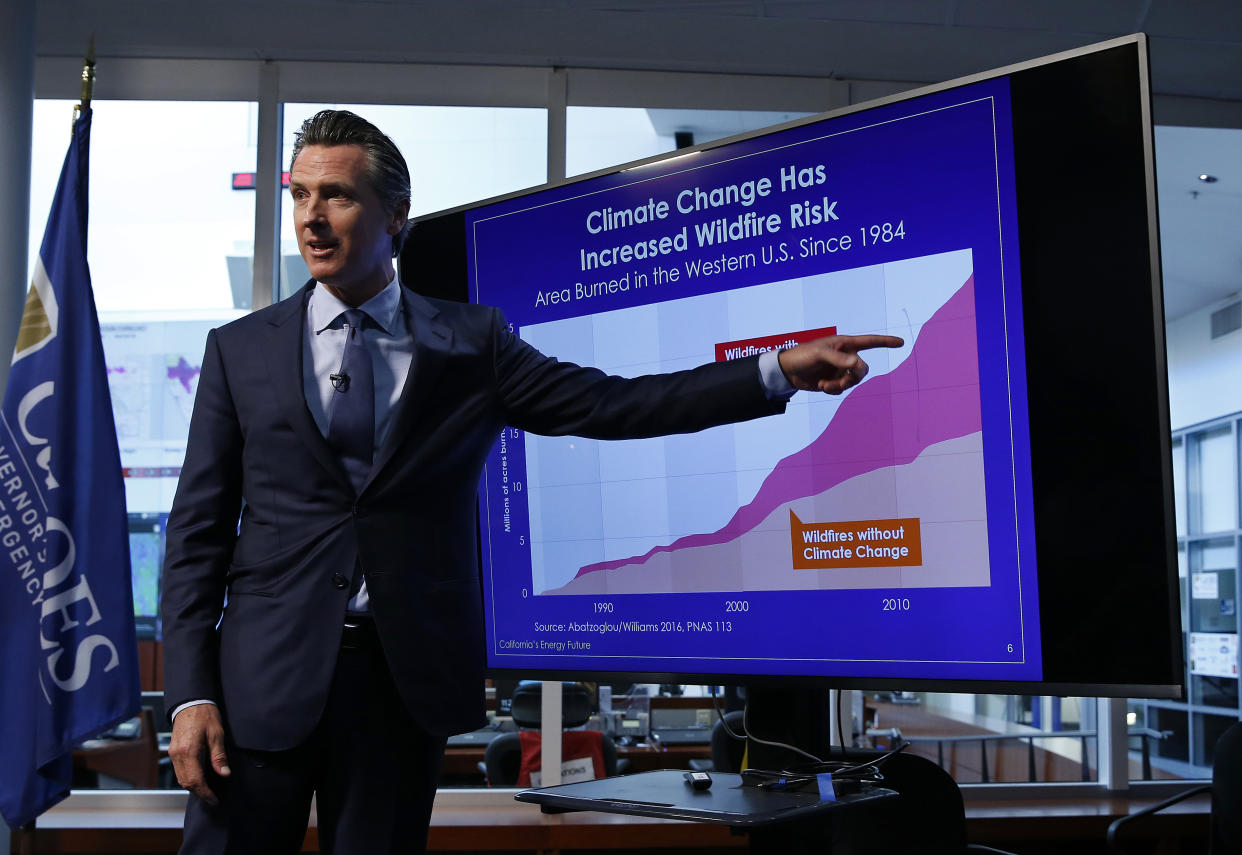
[{"left": 289, "top": 144, "right": 408, "bottom": 305}]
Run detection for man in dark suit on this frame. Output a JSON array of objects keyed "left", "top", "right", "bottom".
[{"left": 162, "top": 110, "right": 900, "bottom": 854}]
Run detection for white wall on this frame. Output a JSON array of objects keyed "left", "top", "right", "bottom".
[{"left": 1167, "top": 296, "right": 1242, "bottom": 431}]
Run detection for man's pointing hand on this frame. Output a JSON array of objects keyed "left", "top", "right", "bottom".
[{"left": 778, "top": 333, "right": 905, "bottom": 395}]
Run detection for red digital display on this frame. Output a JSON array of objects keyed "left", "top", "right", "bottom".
[{"left": 231, "top": 171, "right": 291, "bottom": 190}]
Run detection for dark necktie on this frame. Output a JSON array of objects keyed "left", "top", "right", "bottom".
[{"left": 326, "top": 308, "right": 375, "bottom": 492}]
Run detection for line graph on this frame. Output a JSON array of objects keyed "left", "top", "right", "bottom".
[{"left": 518, "top": 250, "right": 989, "bottom": 595}]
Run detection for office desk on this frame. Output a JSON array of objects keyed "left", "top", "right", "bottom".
[
  {"left": 618, "top": 742, "right": 711, "bottom": 772},
  {"left": 442, "top": 746, "right": 488, "bottom": 780},
  {"left": 72, "top": 710, "right": 162, "bottom": 789},
  {"left": 21, "top": 786, "right": 1214, "bottom": 853},
  {"left": 516, "top": 769, "right": 897, "bottom": 853}
]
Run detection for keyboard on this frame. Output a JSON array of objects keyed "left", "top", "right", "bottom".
[{"left": 652, "top": 727, "right": 712, "bottom": 746}]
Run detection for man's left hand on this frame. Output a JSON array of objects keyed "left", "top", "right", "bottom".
[{"left": 778, "top": 334, "right": 905, "bottom": 395}]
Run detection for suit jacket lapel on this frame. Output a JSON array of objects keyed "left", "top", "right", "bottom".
[
  {"left": 260, "top": 283, "right": 355, "bottom": 494},
  {"left": 368, "top": 287, "right": 453, "bottom": 481}
]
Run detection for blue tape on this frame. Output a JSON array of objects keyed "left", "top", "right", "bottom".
[{"left": 817, "top": 772, "right": 837, "bottom": 801}]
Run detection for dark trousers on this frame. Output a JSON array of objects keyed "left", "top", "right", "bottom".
[{"left": 180, "top": 625, "right": 447, "bottom": 855}]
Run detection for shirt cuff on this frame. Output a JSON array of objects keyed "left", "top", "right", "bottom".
[
  {"left": 758, "top": 349, "right": 796, "bottom": 400},
  {"left": 170, "top": 699, "right": 217, "bottom": 723}
]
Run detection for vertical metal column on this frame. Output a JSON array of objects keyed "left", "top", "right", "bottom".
[
  {"left": 537, "top": 69, "right": 567, "bottom": 785},
  {"left": 252, "top": 61, "right": 282, "bottom": 310},
  {"left": 540, "top": 681, "right": 564, "bottom": 785},
  {"left": 0, "top": 3, "right": 35, "bottom": 849},
  {"left": 546, "top": 68, "right": 567, "bottom": 186},
  {"left": 0, "top": 0, "right": 37, "bottom": 410},
  {"left": 1097, "top": 697, "right": 1130, "bottom": 791}
]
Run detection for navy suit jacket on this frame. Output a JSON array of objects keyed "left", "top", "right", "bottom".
[{"left": 161, "top": 282, "right": 786, "bottom": 751}]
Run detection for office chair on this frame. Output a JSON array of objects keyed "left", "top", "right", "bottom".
[
  {"left": 711, "top": 709, "right": 748, "bottom": 771},
  {"left": 483, "top": 682, "right": 619, "bottom": 786},
  {"left": 1107, "top": 720, "right": 1241, "bottom": 854},
  {"left": 689, "top": 709, "right": 747, "bottom": 773}
]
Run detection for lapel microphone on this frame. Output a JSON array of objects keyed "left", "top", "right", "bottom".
[{"left": 330, "top": 372, "right": 350, "bottom": 392}]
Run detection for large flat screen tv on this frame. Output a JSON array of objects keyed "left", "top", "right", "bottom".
[{"left": 404, "top": 34, "right": 1182, "bottom": 699}]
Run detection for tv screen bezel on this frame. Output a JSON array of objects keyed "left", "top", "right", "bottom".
[{"left": 404, "top": 33, "right": 1183, "bottom": 700}]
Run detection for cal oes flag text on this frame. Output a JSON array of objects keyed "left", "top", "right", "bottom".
[{"left": 0, "top": 107, "right": 141, "bottom": 827}]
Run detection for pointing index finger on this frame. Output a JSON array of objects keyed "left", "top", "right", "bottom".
[{"left": 833, "top": 334, "right": 904, "bottom": 353}]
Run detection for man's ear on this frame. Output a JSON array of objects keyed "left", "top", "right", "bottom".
[{"left": 389, "top": 199, "right": 411, "bottom": 236}]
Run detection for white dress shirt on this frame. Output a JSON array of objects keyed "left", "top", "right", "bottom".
[{"left": 304, "top": 273, "right": 413, "bottom": 615}]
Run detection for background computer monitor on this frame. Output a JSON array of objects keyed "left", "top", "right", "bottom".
[{"left": 127, "top": 512, "right": 166, "bottom": 640}]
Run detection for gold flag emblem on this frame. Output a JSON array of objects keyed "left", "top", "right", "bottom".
[
  {"left": 11, "top": 259, "right": 60, "bottom": 365},
  {"left": 16, "top": 285, "right": 53, "bottom": 353}
]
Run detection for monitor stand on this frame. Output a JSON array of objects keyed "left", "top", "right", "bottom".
[{"left": 515, "top": 770, "right": 895, "bottom": 853}]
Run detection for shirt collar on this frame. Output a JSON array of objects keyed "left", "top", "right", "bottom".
[{"left": 309, "top": 271, "right": 402, "bottom": 335}]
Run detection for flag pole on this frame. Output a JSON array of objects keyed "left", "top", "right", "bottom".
[
  {"left": 7, "top": 40, "right": 90, "bottom": 855},
  {"left": 74, "top": 36, "right": 95, "bottom": 124},
  {"left": 14, "top": 41, "right": 94, "bottom": 855},
  {"left": 16, "top": 823, "right": 34, "bottom": 855},
  {"left": 3, "top": 36, "right": 131, "bottom": 840}
]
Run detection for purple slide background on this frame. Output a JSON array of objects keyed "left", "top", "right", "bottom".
[{"left": 469, "top": 76, "right": 1042, "bottom": 681}]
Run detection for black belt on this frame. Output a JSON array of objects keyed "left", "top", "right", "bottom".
[{"left": 341, "top": 616, "right": 379, "bottom": 650}]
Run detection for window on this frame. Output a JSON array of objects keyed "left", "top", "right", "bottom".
[
  {"left": 1173, "top": 437, "right": 1187, "bottom": 536},
  {"left": 29, "top": 99, "right": 253, "bottom": 550},
  {"left": 31, "top": 100, "right": 258, "bottom": 313},
  {"left": 867, "top": 692, "right": 1100, "bottom": 784},
  {"left": 566, "top": 107, "right": 813, "bottom": 178},
  {"left": 1132, "top": 414, "right": 1241, "bottom": 780},
  {"left": 1192, "top": 425, "right": 1237, "bottom": 534}
]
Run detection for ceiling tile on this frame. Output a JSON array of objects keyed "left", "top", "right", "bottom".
[
  {"left": 1143, "top": 0, "right": 1242, "bottom": 43},
  {"left": 953, "top": 0, "right": 1149, "bottom": 33},
  {"left": 762, "top": 1, "right": 945, "bottom": 26}
]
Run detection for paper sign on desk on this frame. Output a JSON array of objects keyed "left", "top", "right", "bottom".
[{"left": 530, "top": 757, "right": 597, "bottom": 787}]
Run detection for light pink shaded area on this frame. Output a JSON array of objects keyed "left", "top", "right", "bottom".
[{"left": 546, "top": 432, "right": 989, "bottom": 595}]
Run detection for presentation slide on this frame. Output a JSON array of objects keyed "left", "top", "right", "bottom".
[{"left": 468, "top": 76, "right": 1042, "bottom": 682}]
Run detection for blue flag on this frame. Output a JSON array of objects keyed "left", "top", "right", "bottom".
[{"left": 0, "top": 108, "right": 141, "bottom": 827}]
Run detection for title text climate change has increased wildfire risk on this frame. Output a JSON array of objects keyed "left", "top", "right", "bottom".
[
  {"left": 529, "top": 164, "right": 907, "bottom": 308},
  {"left": 578, "top": 164, "right": 834, "bottom": 271}
]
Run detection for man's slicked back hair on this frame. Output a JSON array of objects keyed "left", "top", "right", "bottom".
[{"left": 291, "top": 110, "right": 412, "bottom": 257}]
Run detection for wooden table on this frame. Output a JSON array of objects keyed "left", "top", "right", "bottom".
[{"left": 20, "top": 786, "right": 1212, "bottom": 853}]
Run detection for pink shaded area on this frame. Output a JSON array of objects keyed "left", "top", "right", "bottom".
[
  {"left": 573, "top": 275, "right": 981, "bottom": 579},
  {"left": 167, "top": 357, "right": 201, "bottom": 394}
]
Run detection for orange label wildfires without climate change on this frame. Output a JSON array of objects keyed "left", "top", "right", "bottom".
[{"left": 789, "top": 511, "right": 923, "bottom": 569}]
